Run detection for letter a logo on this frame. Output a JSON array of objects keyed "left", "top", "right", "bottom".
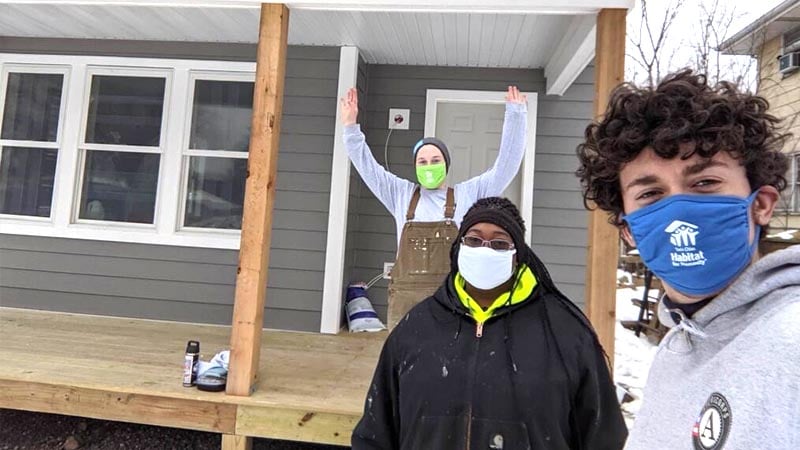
[{"left": 693, "top": 393, "right": 732, "bottom": 450}]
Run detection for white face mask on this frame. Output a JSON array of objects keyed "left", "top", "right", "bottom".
[{"left": 457, "top": 245, "right": 517, "bottom": 290}]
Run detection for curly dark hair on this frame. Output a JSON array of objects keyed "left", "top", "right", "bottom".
[{"left": 576, "top": 69, "right": 789, "bottom": 224}]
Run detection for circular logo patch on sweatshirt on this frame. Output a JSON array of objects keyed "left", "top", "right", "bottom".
[{"left": 692, "top": 392, "right": 732, "bottom": 450}]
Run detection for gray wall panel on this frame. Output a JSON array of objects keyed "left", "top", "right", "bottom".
[
  {"left": 534, "top": 154, "right": 582, "bottom": 173},
  {"left": 283, "top": 96, "right": 339, "bottom": 116},
  {"left": 538, "top": 101, "right": 594, "bottom": 119},
  {"left": 277, "top": 152, "right": 334, "bottom": 174},
  {"left": 533, "top": 189, "right": 587, "bottom": 210},
  {"left": 280, "top": 134, "right": 336, "bottom": 154},
  {"left": 281, "top": 114, "right": 337, "bottom": 135},
  {"left": 530, "top": 209, "right": 589, "bottom": 229},
  {"left": 533, "top": 172, "right": 584, "bottom": 192},
  {"left": 535, "top": 136, "right": 585, "bottom": 155},
  {"left": 347, "top": 64, "right": 594, "bottom": 313},
  {"left": 0, "top": 37, "right": 259, "bottom": 61},
  {"left": 1, "top": 249, "right": 236, "bottom": 285},
  {"left": 0, "top": 44, "right": 341, "bottom": 332},
  {"left": 0, "top": 287, "right": 320, "bottom": 330},
  {"left": 531, "top": 227, "right": 589, "bottom": 248}
]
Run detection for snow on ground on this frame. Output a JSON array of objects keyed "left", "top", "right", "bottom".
[{"left": 614, "top": 270, "right": 660, "bottom": 428}]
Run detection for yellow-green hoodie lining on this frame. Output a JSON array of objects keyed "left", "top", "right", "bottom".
[{"left": 454, "top": 264, "right": 537, "bottom": 324}]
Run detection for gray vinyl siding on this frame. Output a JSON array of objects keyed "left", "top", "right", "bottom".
[
  {"left": 0, "top": 43, "right": 341, "bottom": 332},
  {"left": 349, "top": 64, "right": 594, "bottom": 314},
  {"left": 0, "top": 37, "right": 259, "bottom": 61}
]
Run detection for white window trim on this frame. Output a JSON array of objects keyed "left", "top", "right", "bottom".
[
  {"left": 423, "top": 88, "right": 539, "bottom": 244},
  {"left": 0, "top": 53, "right": 256, "bottom": 250},
  {"left": 0, "top": 64, "right": 71, "bottom": 223}
]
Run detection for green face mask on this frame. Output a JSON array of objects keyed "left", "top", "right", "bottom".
[{"left": 416, "top": 163, "right": 446, "bottom": 189}]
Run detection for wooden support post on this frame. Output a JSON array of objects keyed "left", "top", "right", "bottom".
[
  {"left": 222, "top": 434, "right": 252, "bottom": 450},
  {"left": 585, "top": 8, "right": 627, "bottom": 368},
  {"left": 227, "top": 3, "right": 290, "bottom": 397}
]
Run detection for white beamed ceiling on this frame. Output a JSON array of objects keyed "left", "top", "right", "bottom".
[{"left": 1, "top": 3, "right": 575, "bottom": 68}]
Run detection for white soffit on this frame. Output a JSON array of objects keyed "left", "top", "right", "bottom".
[
  {"left": 2, "top": 0, "right": 634, "bottom": 14},
  {"left": 544, "top": 14, "right": 596, "bottom": 95},
  {"left": 291, "top": 10, "right": 570, "bottom": 68},
  {"left": 0, "top": 0, "right": 630, "bottom": 77}
]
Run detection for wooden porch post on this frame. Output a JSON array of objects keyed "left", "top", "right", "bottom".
[
  {"left": 227, "top": 3, "right": 289, "bottom": 397},
  {"left": 221, "top": 434, "right": 252, "bottom": 450},
  {"left": 585, "top": 8, "right": 626, "bottom": 368}
]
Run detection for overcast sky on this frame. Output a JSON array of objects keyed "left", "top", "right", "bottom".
[{"left": 625, "top": 0, "right": 787, "bottom": 85}]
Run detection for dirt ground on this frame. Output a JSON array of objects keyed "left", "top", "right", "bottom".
[{"left": 0, "top": 409, "right": 348, "bottom": 450}]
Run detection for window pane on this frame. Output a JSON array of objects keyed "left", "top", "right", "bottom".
[
  {"left": 2, "top": 73, "right": 64, "bottom": 142},
  {"left": 79, "top": 150, "right": 159, "bottom": 223},
  {"left": 85, "top": 75, "right": 165, "bottom": 146},
  {"left": 0, "top": 146, "right": 58, "bottom": 217},
  {"left": 184, "top": 156, "right": 246, "bottom": 229},
  {"left": 189, "top": 80, "right": 254, "bottom": 152}
]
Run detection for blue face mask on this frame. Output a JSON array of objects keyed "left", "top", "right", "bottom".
[{"left": 622, "top": 192, "right": 760, "bottom": 297}]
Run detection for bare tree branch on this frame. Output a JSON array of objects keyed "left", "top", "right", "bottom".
[{"left": 627, "top": 0, "right": 686, "bottom": 86}]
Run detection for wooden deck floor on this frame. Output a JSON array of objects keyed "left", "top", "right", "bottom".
[{"left": 0, "top": 307, "right": 385, "bottom": 446}]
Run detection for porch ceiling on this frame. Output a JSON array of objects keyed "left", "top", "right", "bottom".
[{"left": 0, "top": 1, "right": 632, "bottom": 93}]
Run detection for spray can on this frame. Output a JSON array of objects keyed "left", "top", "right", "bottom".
[{"left": 182, "top": 340, "right": 200, "bottom": 387}]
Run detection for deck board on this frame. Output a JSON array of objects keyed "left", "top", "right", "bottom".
[{"left": 0, "top": 307, "right": 384, "bottom": 445}]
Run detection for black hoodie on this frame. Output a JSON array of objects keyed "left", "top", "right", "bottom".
[{"left": 352, "top": 273, "right": 628, "bottom": 450}]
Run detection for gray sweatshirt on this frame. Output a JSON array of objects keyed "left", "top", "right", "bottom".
[
  {"left": 343, "top": 102, "right": 526, "bottom": 243},
  {"left": 625, "top": 245, "right": 800, "bottom": 450}
]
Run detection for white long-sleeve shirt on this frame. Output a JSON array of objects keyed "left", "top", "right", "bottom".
[{"left": 343, "top": 102, "right": 527, "bottom": 243}]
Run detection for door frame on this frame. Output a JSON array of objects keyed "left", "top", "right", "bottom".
[{"left": 424, "top": 89, "right": 538, "bottom": 244}]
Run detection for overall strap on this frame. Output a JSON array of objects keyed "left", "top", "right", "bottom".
[
  {"left": 444, "top": 187, "right": 456, "bottom": 219},
  {"left": 406, "top": 186, "right": 422, "bottom": 221}
]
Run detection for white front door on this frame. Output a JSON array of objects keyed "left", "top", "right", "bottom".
[{"left": 434, "top": 102, "right": 522, "bottom": 207}]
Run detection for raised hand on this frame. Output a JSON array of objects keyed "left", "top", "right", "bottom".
[
  {"left": 505, "top": 85, "right": 527, "bottom": 105},
  {"left": 340, "top": 87, "right": 359, "bottom": 126}
]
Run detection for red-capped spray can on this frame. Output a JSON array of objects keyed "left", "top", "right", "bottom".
[{"left": 182, "top": 340, "right": 200, "bottom": 387}]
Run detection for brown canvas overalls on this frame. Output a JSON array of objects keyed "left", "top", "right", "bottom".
[{"left": 386, "top": 186, "right": 459, "bottom": 329}]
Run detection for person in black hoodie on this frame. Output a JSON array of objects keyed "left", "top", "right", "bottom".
[{"left": 352, "top": 197, "right": 627, "bottom": 450}]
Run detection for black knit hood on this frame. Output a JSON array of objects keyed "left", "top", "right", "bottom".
[{"left": 449, "top": 197, "right": 562, "bottom": 296}]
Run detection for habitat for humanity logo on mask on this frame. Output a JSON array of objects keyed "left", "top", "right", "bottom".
[{"left": 664, "top": 220, "right": 706, "bottom": 267}]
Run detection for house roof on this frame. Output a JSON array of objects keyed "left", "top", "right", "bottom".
[
  {"left": 0, "top": 0, "right": 634, "bottom": 95},
  {"left": 719, "top": 0, "right": 800, "bottom": 55}
]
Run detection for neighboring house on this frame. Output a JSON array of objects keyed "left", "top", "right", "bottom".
[
  {"left": 0, "top": 0, "right": 631, "bottom": 333},
  {"left": 721, "top": 0, "right": 800, "bottom": 230}
]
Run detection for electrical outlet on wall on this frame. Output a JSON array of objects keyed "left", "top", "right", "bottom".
[
  {"left": 383, "top": 262, "right": 395, "bottom": 279},
  {"left": 388, "top": 108, "right": 410, "bottom": 130}
]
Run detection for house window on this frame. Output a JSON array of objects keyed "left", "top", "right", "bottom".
[
  {"left": 181, "top": 76, "right": 253, "bottom": 230},
  {"left": 0, "top": 54, "right": 261, "bottom": 249},
  {"left": 784, "top": 26, "right": 800, "bottom": 53},
  {"left": 0, "top": 70, "right": 66, "bottom": 217},
  {"left": 77, "top": 72, "right": 167, "bottom": 224}
]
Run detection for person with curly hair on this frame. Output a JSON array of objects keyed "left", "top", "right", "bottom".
[
  {"left": 576, "top": 69, "right": 800, "bottom": 449},
  {"left": 352, "top": 197, "right": 628, "bottom": 450}
]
